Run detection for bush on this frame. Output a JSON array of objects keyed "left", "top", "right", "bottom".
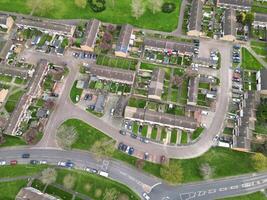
[
  {"left": 88, "top": 0, "right": 106, "bottom": 12},
  {"left": 162, "top": 2, "right": 176, "bottom": 13}
]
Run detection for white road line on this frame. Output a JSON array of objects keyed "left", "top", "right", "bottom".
[
  {"left": 207, "top": 189, "right": 216, "bottom": 194},
  {"left": 230, "top": 185, "right": 239, "bottom": 190},
  {"left": 219, "top": 187, "right": 227, "bottom": 192}
]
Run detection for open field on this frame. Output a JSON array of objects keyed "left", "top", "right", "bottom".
[
  {"left": 0, "top": 135, "right": 26, "bottom": 148},
  {"left": 0, "top": 180, "right": 28, "bottom": 200},
  {"left": 241, "top": 47, "right": 264, "bottom": 70},
  {"left": 0, "top": 0, "right": 181, "bottom": 32},
  {"left": 4, "top": 90, "right": 24, "bottom": 113}
]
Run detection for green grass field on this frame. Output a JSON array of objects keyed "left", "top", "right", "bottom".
[
  {"left": 0, "top": 135, "right": 26, "bottom": 148},
  {"left": 0, "top": 0, "right": 181, "bottom": 32},
  {"left": 241, "top": 47, "right": 264, "bottom": 70},
  {"left": 70, "top": 80, "right": 83, "bottom": 103},
  {"left": 220, "top": 192, "right": 267, "bottom": 200},
  {"left": 0, "top": 180, "right": 28, "bottom": 200},
  {"left": 4, "top": 90, "right": 24, "bottom": 113}
]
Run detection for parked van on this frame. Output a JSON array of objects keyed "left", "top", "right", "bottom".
[{"left": 99, "top": 171, "right": 109, "bottom": 178}]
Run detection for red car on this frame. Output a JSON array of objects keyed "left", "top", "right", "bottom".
[{"left": 10, "top": 160, "right": 17, "bottom": 165}]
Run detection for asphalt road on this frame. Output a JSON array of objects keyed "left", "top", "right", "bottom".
[
  {"left": 0, "top": 147, "right": 267, "bottom": 200},
  {"left": 20, "top": 39, "right": 232, "bottom": 161}
]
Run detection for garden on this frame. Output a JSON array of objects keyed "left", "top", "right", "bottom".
[{"left": 96, "top": 54, "right": 137, "bottom": 70}]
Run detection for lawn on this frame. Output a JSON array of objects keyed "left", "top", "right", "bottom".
[
  {"left": 96, "top": 54, "right": 137, "bottom": 70},
  {"left": 4, "top": 90, "right": 24, "bottom": 113},
  {"left": 14, "top": 77, "right": 27, "bottom": 85},
  {"left": 0, "top": 74, "right": 12, "bottom": 82},
  {"left": 191, "top": 127, "right": 204, "bottom": 140},
  {"left": 128, "top": 98, "right": 146, "bottom": 108},
  {"left": 170, "top": 129, "right": 177, "bottom": 144},
  {"left": 0, "top": 180, "right": 28, "bottom": 200},
  {"left": 0, "top": 135, "right": 26, "bottom": 147},
  {"left": 151, "top": 126, "right": 158, "bottom": 140},
  {"left": 180, "top": 131, "right": 188, "bottom": 144},
  {"left": 70, "top": 80, "right": 83, "bottom": 103},
  {"left": 55, "top": 169, "right": 140, "bottom": 200},
  {"left": 61, "top": 119, "right": 110, "bottom": 150},
  {"left": 241, "top": 47, "right": 264, "bottom": 70},
  {"left": 220, "top": 192, "right": 267, "bottom": 200},
  {"left": 0, "top": 0, "right": 182, "bottom": 32},
  {"left": 141, "top": 125, "right": 148, "bottom": 137},
  {"left": 0, "top": 165, "right": 47, "bottom": 178}
]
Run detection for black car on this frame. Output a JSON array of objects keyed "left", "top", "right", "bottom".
[
  {"left": 128, "top": 147, "right": 134, "bottom": 155},
  {"left": 66, "top": 160, "right": 74, "bottom": 168},
  {"left": 30, "top": 160, "right": 39, "bottom": 165},
  {"left": 144, "top": 152, "right": 149, "bottom": 160},
  {"left": 84, "top": 94, "right": 92, "bottom": 100},
  {"left": 130, "top": 134, "right": 137, "bottom": 139},
  {"left": 22, "top": 153, "right": 30, "bottom": 158},
  {"left": 119, "top": 130, "right": 126, "bottom": 135},
  {"left": 118, "top": 142, "right": 124, "bottom": 150}
]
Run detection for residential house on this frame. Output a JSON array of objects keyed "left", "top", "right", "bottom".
[
  {"left": 16, "top": 187, "right": 59, "bottom": 200},
  {"left": 125, "top": 106, "right": 198, "bottom": 131},
  {"left": 144, "top": 38, "right": 195, "bottom": 56},
  {"left": 217, "top": 0, "right": 253, "bottom": 11},
  {"left": 5, "top": 59, "right": 49, "bottom": 135},
  {"left": 148, "top": 68, "right": 165, "bottom": 100},
  {"left": 256, "top": 69, "right": 267, "bottom": 96},
  {"left": 0, "top": 89, "right": 8, "bottom": 104},
  {"left": 0, "top": 15, "right": 14, "bottom": 32},
  {"left": 221, "top": 8, "right": 236, "bottom": 41},
  {"left": 115, "top": 24, "right": 133, "bottom": 57},
  {"left": 94, "top": 94, "right": 106, "bottom": 113},
  {"left": 16, "top": 18, "right": 75, "bottom": 37},
  {"left": 80, "top": 19, "right": 101, "bottom": 52},
  {"left": 253, "top": 13, "right": 267, "bottom": 28},
  {"left": 187, "top": 0, "right": 204, "bottom": 37},
  {"left": 89, "top": 65, "right": 136, "bottom": 85}
]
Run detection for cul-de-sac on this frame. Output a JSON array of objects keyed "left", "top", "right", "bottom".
[{"left": 0, "top": 0, "right": 267, "bottom": 200}]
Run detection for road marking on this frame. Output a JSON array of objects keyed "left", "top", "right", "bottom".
[
  {"left": 180, "top": 192, "right": 196, "bottom": 200},
  {"left": 230, "top": 185, "right": 238, "bottom": 190},
  {"left": 241, "top": 182, "right": 252, "bottom": 188},
  {"left": 150, "top": 182, "right": 162, "bottom": 189},
  {"left": 162, "top": 197, "right": 170, "bottom": 200},
  {"left": 197, "top": 191, "right": 206, "bottom": 196},
  {"left": 207, "top": 189, "right": 216, "bottom": 194},
  {"left": 219, "top": 187, "right": 227, "bottom": 192}
]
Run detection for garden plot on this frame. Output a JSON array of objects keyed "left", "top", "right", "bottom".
[
  {"left": 128, "top": 30, "right": 144, "bottom": 58},
  {"left": 201, "top": 4, "right": 215, "bottom": 38},
  {"left": 250, "top": 40, "right": 267, "bottom": 62},
  {"left": 243, "top": 70, "right": 257, "bottom": 91},
  {"left": 252, "top": 26, "right": 267, "bottom": 41},
  {"left": 143, "top": 49, "right": 188, "bottom": 66},
  {"left": 96, "top": 54, "right": 137, "bottom": 70}
]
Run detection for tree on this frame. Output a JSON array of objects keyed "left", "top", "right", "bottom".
[
  {"left": 40, "top": 168, "right": 57, "bottom": 185},
  {"left": 90, "top": 138, "right": 115, "bottom": 159},
  {"left": 131, "top": 0, "right": 145, "bottom": 19},
  {"left": 63, "top": 174, "right": 76, "bottom": 190},
  {"left": 160, "top": 162, "right": 183, "bottom": 184},
  {"left": 56, "top": 125, "right": 77, "bottom": 149},
  {"left": 244, "top": 12, "right": 255, "bottom": 25},
  {"left": 148, "top": 0, "right": 163, "bottom": 14},
  {"left": 103, "top": 188, "right": 119, "bottom": 200},
  {"left": 236, "top": 12, "right": 245, "bottom": 24},
  {"left": 252, "top": 153, "right": 267, "bottom": 171},
  {"left": 74, "top": 0, "right": 87, "bottom": 9},
  {"left": 27, "top": 0, "right": 55, "bottom": 16}
]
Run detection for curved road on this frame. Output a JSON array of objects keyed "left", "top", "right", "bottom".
[
  {"left": 32, "top": 39, "right": 232, "bottom": 159},
  {"left": 0, "top": 147, "right": 267, "bottom": 200}
]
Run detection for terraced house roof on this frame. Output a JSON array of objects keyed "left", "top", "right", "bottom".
[
  {"left": 116, "top": 24, "right": 133, "bottom": 53},
  {"left": 188, "top": 0, "right": 204, "bottom": 31},
  {"left": 82, "top": 19, "right": 100, "bottom": 47},
  {"left": 223, "top": 8, "right": 236, "bottom": 36}
]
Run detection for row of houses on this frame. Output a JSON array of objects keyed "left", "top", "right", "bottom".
[
  {"left": 187, "top": 0, "right": 267, "bottom": 41},
  {"left": 5, "top": 59, "right": 49, "bottom": 135}
]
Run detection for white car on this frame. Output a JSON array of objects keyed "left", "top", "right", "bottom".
[
  {"left": 0, "top": 160, "right": 6, "bottom": 166},
  {"left": 57, "top": 161, "right": 66, "bottom": 167},
  {"left": 40, "top": 160, "right": 47, "bottom": 164},
  {"left": 142, "top": 193, "right": 150, "bottom": 200}
]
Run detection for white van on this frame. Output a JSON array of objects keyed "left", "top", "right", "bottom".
[{"left": 99, "top": 171, "right": 109, "bottom": 178}]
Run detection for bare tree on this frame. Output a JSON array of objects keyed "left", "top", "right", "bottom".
[
  {"left": 90, "top": 138, "right": 115, "bottom": 159},
  {"left": 74, "top": 0, "right": 87, "bottom": 9},
  {"left": 63, "top": 174, "right": 76, "bottom": 190},
  {"left": 131, "top": 0, "right": 145, "bottom": 19},
  {"left": 56, "top": 125, "right": 77, "bottom": 149},
  {"left": 252, "top": 153, "right": 267, "bottom": 171},
  {"left": 160, "top": 162, "right": 183, "bottom": 184},
  {"left": 40, "top": 168, "right": 57, "bottom": 185},
  {"left": 103, "top": 188, "right": 119, "bottom": 200},
  {"left": 148, "top": 0, "right": 163, "bottom": 14},
  {"left": 199, "top": 163, "right": 213, "bottom": 180}
]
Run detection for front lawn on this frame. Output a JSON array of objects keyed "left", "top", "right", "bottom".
[
  {"left": 61, "top": 119, "right": 110, "bottom": 150},
  {"left": 241, "top": 47, "right": 264, "bottom": 70},
  {"left": 191, "top": 127, "right": 204, "bottom": 140},
  {"left": 220, "top": 192, "right": 267, "bottom": 200},
  {"left": 0, "top": 135, "right": 26, "bottom": 147},
  {"left": 0, "top": 180, "right": 28, "bottom": 199},
  {"left": 4, "top": 90, "right": 24, "bottom": 113},
  {"left": 0, "top": 0, "right": 182, "bottom": 32},
  {"left": 70, "top": 80, "right": 83, "bottom": 103},
  {"left": 0, "top": 165, "right": 47, "bottom": 178}
]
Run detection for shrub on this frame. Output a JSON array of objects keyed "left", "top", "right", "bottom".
[
  {"left": 162, "top": 2, "right": 176, "bottom": 13},
  {"left": 88, "top": 0, "right": 106, "bottom": 12}
]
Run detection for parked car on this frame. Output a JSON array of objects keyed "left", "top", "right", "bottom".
[
  {"left": 30, "top": 160, "right": 39, "bottom": 165},
  {"left": 10, "top": 160, "right": 18, "bottom": 165},
  {"left": 39, "top": 160, "right": 47, "bottom": 164},
  {"left": 66, "top": 160, "right": 74, "bottom": 168},
  {"left": 22, "top": 153, "right": 30, "bottom": 158},
  {"left": 130, "top": 134, "right": 137, "bottom": 139},
  {"left": 128, "top": 147, "right": 134, "bottom": 155},
  {"left": 0, "top": 160, "right": 6, "bottom": 165},
  {"left": 142, "top": 192, "right": 150, "bottom": 200},
  {"left": 57, "top": 161, "right": 66, "bottom": 167},
  {"left": 140, "top": 137, "right": 149, "bottom": 144},
  {"left": 85, "top": 167, "right": 98, "bottom": 174},
  {"left": 119, "top": 130, "right": 126, "bottom": 135}
]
